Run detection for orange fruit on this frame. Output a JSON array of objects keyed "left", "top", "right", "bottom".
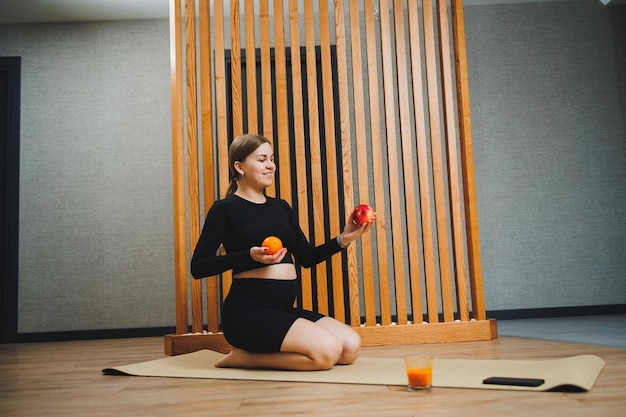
[{"left": 262, "top": 236, "right": 283, "bottom": 255}]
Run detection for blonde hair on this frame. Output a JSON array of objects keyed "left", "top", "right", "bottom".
[{"left": 226, "top": 134, "right": 272, "bottom": 197}]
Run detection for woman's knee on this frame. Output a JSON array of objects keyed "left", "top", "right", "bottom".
[
  {"left": 339, "top": 330, "right": 361, "bottom": 364},
  {"left": 311, "top": 334, "right": 343, "bottom": 370},
  {"left": 313, "top": 317, "right": 362, "bottom": 365},
  {"left": 281, "top": 318, "right": 343, "bottom": 370}
]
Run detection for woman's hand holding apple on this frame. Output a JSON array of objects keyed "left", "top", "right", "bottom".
[{"left": 339, "top": 205, "right": 376, "bottom": 246}]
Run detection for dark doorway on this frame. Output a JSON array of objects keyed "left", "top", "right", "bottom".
[{"left": 1, "top": 57, "right": 21, "bottom": 343}]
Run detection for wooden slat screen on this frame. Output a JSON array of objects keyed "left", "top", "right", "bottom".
[{"left": 166, "top": 0, "right": 495, "bottom": 354}]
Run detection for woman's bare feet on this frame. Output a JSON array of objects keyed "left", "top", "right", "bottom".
[{"left": 214, "top": 347, "right": 251, "bottom": 368}]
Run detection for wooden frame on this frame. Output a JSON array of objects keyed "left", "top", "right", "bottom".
[{"left": 165, "top": 0, "right": 496, "bottom": 356}]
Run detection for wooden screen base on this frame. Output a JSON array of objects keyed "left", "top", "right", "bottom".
[
  {"left": 356, "top": 319, "right": 498, "bottom": 346},
  {"left": 164, "top": 319, "right": 497, "bottom": 356},
  {"left": 165, "top": 332, "right": 232, "bottom": 355}
]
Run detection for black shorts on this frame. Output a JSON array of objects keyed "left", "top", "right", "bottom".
[{"left": 222, "top": 278, "right": 324, "bottom": 353}]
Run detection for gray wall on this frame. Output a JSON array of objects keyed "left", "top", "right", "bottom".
[
  {"left": 0, "top": 20, "right": 174, "bottom": 333},
  {"left": 0, "top": 0, "right": 624, "bottom": 334},
  {"left": 466, "top": 1, "right": 626, "bottom": 310}
]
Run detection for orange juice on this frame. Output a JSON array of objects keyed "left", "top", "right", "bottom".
[{"left": 407, "top": 366, "right": 432, "bottom": 387}]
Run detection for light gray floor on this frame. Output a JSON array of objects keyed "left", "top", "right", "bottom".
[{"left": 497, "top": 314, "right": 626, "bottom": 349}]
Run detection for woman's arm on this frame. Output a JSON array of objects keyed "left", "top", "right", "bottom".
[
  {"left": 190, "top": 202, "right": 253, "bottom": 279},
  {"left": 285, "top": 201, "right": 343, "bottom": 268},
  {"left": 287, "top": 200, "right": 375, "bottom": 268}
]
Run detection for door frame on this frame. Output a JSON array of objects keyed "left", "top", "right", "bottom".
[{"left": 1, "top": 56, "right": 21, "bottom": 343}]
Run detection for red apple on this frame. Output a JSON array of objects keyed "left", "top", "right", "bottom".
[{"left": 352, "top": 204, "right": 375, "bottom": 225}]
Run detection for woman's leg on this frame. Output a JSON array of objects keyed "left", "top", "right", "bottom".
[{"left": 215, "top": 318, "right": 345, "bottom": 371}]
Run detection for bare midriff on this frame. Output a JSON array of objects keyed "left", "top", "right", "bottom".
[{"left": 233, "top": 263, "right": 297, "bottom": 280}]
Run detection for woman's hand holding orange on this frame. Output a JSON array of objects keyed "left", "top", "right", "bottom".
[{"left": 250, "top": 246, "right": 288, "bottom": 264}]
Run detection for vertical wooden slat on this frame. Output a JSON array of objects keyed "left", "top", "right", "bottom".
[
  {"left": 318, "top": 0, "right": 345, "bottom": 321},
  {"left": 362, "top": 0, "right": 391, "bottom": 327},
  {"left": 303, "top": 0, "right": 329, "bottom": 315},
  {"left": 259, "top": 0, "right": 276, "bottom": 198},
  {"left": 451, "top": 0, "right": 485, "bottom": 320},
  {"left": 169, "top": 0, "right": 188, "bottom": 335},
  {"left": 258, "top": 3, "right": 273, "bottom": 135},
  {"left": 259, "top": 0, "right": 272, "bottom": 140},
  {"left": 433, "top": 0, "right": 457, "bottom": 323},
  {"left": 287, "top": 0, "right": 312, "bottom": 310},
  {"left": 213, "top": 0, "right": 232, "bottom": 297},
  {"left": 406, "top": 0, "right": 429, "bottom": 323},
  {"left": 421, "top": 0, "right": 444, "bottom": 323},
  {"left": 436, "top": 0, "right": 470, "bottom": 321},
  {"left": 348, "top": 0, "right": 376, "bottom": 326},
  {"left": 378, "top": 0, "right": 402, "bottom": 326},
  {"left": 184, "top": 0, "right": 203, "bottom": 333},
  {"left": 392, "top": 0, "right": 418, "bottom": 325},
  {"left": 214, "top": 0, "right": 228, "bottom": 196},
  {"left": 230, "top": 0, "right": 243, "bottom": 138},
  {"left": 334, "top": 0, "right": 360, "bottom": 326},
  {"left": 198, "top": 0, "right": 219, "bottom": 332},
  {"left": 244, "top": 0, "right": 258, "bottom": 133},
  {"left": 273, "top": 1, "right": 291, "bottom": 204}
]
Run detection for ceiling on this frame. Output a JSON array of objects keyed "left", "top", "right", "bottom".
[
  {"left": 0, "top": 0, "right": 623, "bottom": 25},
  {"left": 0, "top": 0, "right": 169, "bottom": 24}
]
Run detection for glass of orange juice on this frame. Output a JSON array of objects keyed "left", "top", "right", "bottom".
[{"left": 404, "top": 356, "right": 433, "bottom": 391}]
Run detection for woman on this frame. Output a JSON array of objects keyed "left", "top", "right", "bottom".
[{"left": 191, "top": 134, "right": 375, "bottom": 371}]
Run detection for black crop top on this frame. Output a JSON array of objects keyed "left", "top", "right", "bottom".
[{"left": 190, "top": 194, "right": 343, "bottom": 278}]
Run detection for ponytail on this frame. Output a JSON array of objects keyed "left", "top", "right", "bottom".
[{"left": 225, "top": 179, "right": 238, "bottom": 197}]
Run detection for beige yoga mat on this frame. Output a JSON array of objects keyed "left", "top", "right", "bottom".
[{"left": 102, "top": 350, "right": 605, "bottom": 392}]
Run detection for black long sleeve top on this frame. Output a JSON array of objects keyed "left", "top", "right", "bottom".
[{"left": 190, "top": 194, "right": 343, "bottom": 278}]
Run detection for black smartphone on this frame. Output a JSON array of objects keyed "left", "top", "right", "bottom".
[{"left": 482, "top": 376, "right": 545, "bottom": 387}]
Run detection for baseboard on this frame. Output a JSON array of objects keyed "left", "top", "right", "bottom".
[
  {"left": 487, "top": 304, "right": 626, "bottom": 320},
  {"left": 14, "top": 326, "right": 177, "bottom": 343},
  {"left": 8, "top": 303, "right": 625, "bottom": 344}
]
